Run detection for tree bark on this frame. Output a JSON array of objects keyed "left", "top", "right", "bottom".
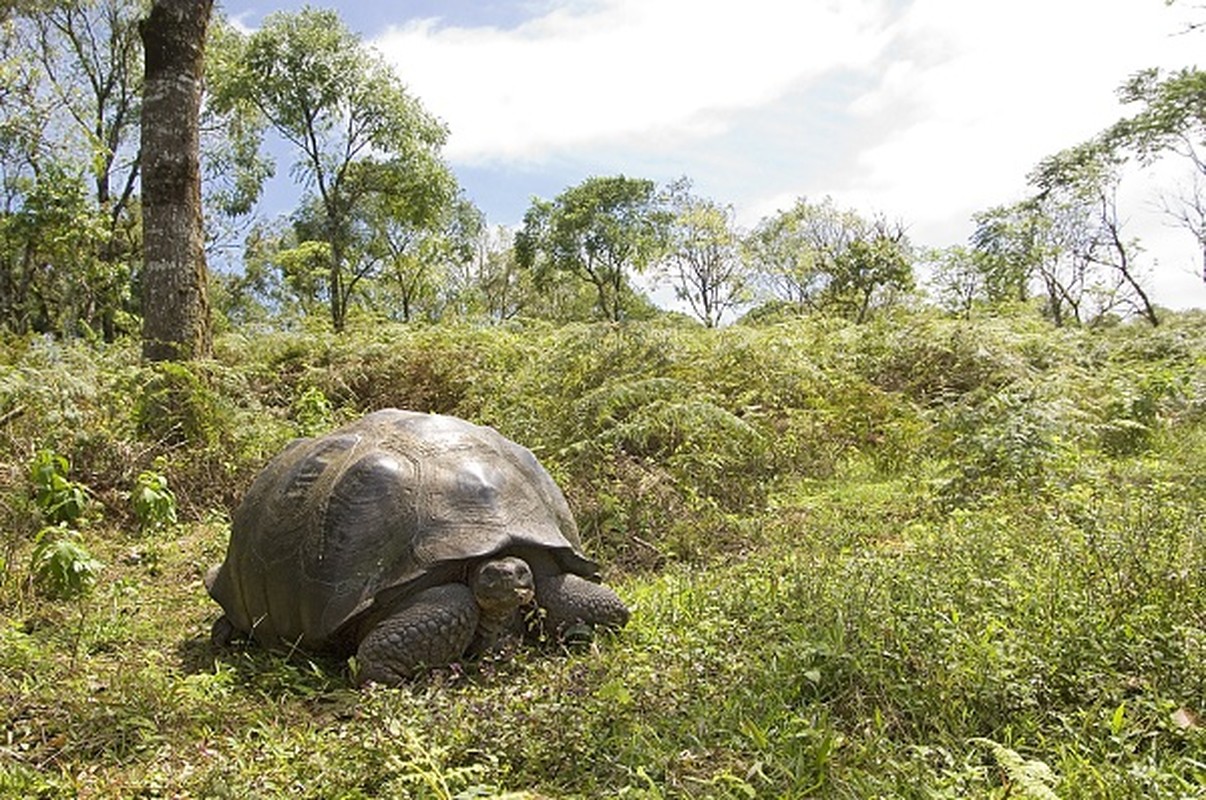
[{"left": 139, "top": 0, "right": 213, "bottom": 361}]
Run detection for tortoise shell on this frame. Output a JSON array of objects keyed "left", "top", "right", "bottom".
[{"left": 206, "top": 409, "right": 598, "bottom": 652}]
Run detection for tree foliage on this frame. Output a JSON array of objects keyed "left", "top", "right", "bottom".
[
  {"left": 198, "top": 16, "right": 274, "bottom": 251},
  {"left": 0, "top": 3, "right": 1200, "bottom": 339},
  {"left": 0, "top": 164, "right": 112, "bottom": 335},
  {"left": 356, "top": 163, "right": 473, "bottom": 323},
  {"left": 660, "top": 178, "right": 750, "bottom": 327},
  {"left": 969, "top": 205, "right": 1038, "bottom": 306},
  {"left": 973, "top": 198, "right": 1094, "bottom": 327},
  {"left": 208, "top": 7, "right": 453, "bottom": 332},
  {"left": 926, "top": 246, "right": 990, "bottom": 318},
  {"left": 516, "top": 175, "right": 666, "bottom": 322},
  {"left": 744, "top": 196, "right": 912, "bottom": 321},
  {"left": 1109, "top": 66, "right": 1206, "bottom": 280},
  {"left": 1031, "top": 141, "right": 1159, "bottom": 325},
  {"left": 828, "top": 220, "right": 913, "bottom": 322},
  {"left": 1111, "top": 67, "right": 1206, "bottom": 166},
  {"left": 31, "top": 0, "right": 144, "bottom": 221},
  {"left": 966, "top": 139, "right": 1160, "bottom": 328},
  {"left": 0, "top": 0, "right": 145, "bottom": 340}
]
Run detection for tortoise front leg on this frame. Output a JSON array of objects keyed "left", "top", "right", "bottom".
[
  {"left": 355, "top": 584, "right": 478, "bottom": 685},
  {"left": 210, "top": 614, "right": 238, "bottom": 646},
  {"left": 534, "top": 574, "right": 629, "bottom": 636}
]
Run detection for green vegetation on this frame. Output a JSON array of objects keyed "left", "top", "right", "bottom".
[
  {"left": 2, "top": 307, "right": 1204, "bottom": 797},
  {"left": 2, "top": 2, "right": 1204, "bottom": 796},
  {"left": 6, "top": 2, "right": 1202, "bottom": 337}
]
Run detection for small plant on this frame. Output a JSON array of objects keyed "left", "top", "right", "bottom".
[
  {"left": 29, "top": 524, "right": 102, "bottom": 600},
  {"left": 29, "top": 449, "right": 90, "bottom": 525},
  {"left": 972, "top": 738, "right": 1061, "bottom": 800},
  {"left": 1097, "top": 370, "right": 1175, "bottom": 456},
  {"left": 28, "top": 524, "right": 103, "bottom": 669},
  {"left": 135, "top": 360, "right": 221, "bottom": 447},
  {"left": 131, "top": 462, "right": 178, "bottom": 534},
  {"left": 292, "top": 385, "right": 333, "bottom": 436}
]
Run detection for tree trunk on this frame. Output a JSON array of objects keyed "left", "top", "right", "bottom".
[
  {"left": 329, "top": 237, "right": 346, "bottom": 332},
  {"left": 139, "top": 0, "right": 213, "bottom": 361}
]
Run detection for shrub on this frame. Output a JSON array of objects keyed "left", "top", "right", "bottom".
[
  {"left": 29, "top": 524, "right": 102, "bottom": 600},
  {"left": 29, "top": 449, "right": 90, "bottom": 525},
  {"left": 134, "top": 361, "right": 223, "bottom": 448},
  {"left": 291, "top": 385, "right": 334, "bottom": 436},
  {"left": 130, "top": 463, "right": 178, "bottom": 534}
]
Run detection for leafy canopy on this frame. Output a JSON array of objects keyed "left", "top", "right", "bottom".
[
  {"left": 208, "top": 7, "right": 453, "bottom": 332},
  {"left": 660, "top": 178, "right": 750, "bottom": 327},
  {"left": 744, "top": 196, "right": 912, "bottom": 322},
  {"left": 516, "top": 175, "right": 667, "bottom": 322}
]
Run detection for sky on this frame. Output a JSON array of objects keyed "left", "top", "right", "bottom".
[{"left": 218, "top": 0, "right": 1206, "bottom": 310}]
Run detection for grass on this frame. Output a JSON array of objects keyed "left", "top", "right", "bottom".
[{"left": 1, "top": 309, "right": 1205, "bottom": 797}]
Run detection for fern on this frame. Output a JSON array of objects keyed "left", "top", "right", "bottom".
[
  {"left": 971, "top": 738, "right": 1061, "bottom": 800},
  {"left": 574, "top": 376, "right": 687, "bottom": 431}
]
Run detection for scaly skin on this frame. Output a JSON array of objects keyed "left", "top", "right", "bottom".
[
  {"left": 354, "top": 557, "right": 627, "bottom": 684},
  {"left": 355, "top": 584, "right": 479, "bottom": 685},
  {"left": 355, "top": 557, "right": 536, "bottom": 684},
  {"left": 535, "top": 573, "right": 630, "bottom": 634}
]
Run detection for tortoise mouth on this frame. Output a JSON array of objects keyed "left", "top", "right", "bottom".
[{"left": 472, "top": 556, "right": 536, "bottom": 615}]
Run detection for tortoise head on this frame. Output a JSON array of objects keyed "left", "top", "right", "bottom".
[{"left": 470, "top": 556, "right": 535, "bottom": 619}]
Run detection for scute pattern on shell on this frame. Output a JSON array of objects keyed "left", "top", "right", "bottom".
[{"left": 206, "top": 409, "right": 598, "bottom": 653}]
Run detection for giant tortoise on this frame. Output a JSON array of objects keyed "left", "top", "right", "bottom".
[{"left": 205, "top": 409, "right": 629, "bottom": 684}]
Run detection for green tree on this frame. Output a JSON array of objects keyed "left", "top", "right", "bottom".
[
  {"left": 1109, "top": 66, "right": 1206, "bottom": 281},
  {"left": 743, "top": 198, "right": 837, "bottom": 310},
  {"left": 973, "top": 198, "right": 1086, "bottom": 326},
  {"left": 971, "top": 141, "right": 1159, "bottom": 329},
  {"left": 1112, "top": 67, "right": 1206, "bottom": 164},
  {"left": 210, "top": 220, "right": 291, "bottom": 329},
  {"left": 516, "top": 175, "right": 665, "bottom": 322},
  {"left": 31, "top": 0, "right": 144, "bottom": 227},
  {"left": 199, "top": 16, "right": 275, "bottom": 256},
  {"left": 660, "top": 179, "right": 749, "bottom": 327},
  {"left": 827, "top": 216, "right": 913, "bottom": 323},
  {"left": 357, "top": 162, "right": 470, "bottom": 323},
  {"left": 209, "top": 7, "right": 450, "bottom": 332},
  {"left": 0, "top": 0, "right": 145, "bottom": 339},
  {"left": 970, "top": 205, "right": 1038, "bottom": 305},
  {"left": 0, "top": 165, "right": 110, "bottom": 334},
  {"left": 1031, "top": 141, "right": 1159, "bottom": 326},
  {"left": 442, "top": 224, "right": 537, "bottom": 321},
  {"left": 269, "top": 226, "right": 333, "bottom": 322},
  {"left": 744, "top": 196, "right": 912, "bottom": 321},
  {"left": 926, "top": 245, "right": 989, "bottom": 317}
]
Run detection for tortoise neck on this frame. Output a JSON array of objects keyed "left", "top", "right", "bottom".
[{"left": 467, "top": 606, "right": 520, "bottom": 657}]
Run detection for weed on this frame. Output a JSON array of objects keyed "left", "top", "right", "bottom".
[
  {"left": 291, "top": 385, "right": 333, "bottom": 436},
  {"left": 29, "top": 449, "right": 90, "bottom": 525},
  {"left": 29, "top": 525, "right": 102, "bottom": 601},
  {"left": 130, "top": 462, "right": 178, "bottom": 534},
  {"left": 1, "top": 309, "right": 1205, "bottom": 796}
]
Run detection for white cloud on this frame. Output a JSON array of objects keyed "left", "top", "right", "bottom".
[
  {"left": 367, "top": 0, "right": 1206, "bottom": 308},
  {"left": 830, "top": 0, "right": 1204, "bottom": 243},
  {"left": 816, "top": 0, "right": 1206, "bottom": 308},
  {"left": 372, "top": 0, "right": 892, "bottom": 163}
]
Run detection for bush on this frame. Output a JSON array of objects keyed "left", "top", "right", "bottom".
[
  {"left": 30, "top": 524, "right": 102, "bottom": 600},
  {"left": 130, "top": 464, "right": 178, "bottom": 534},
  {"left": 2, "top": 308, "right": 1206, "bottom": 796},
  {"left": 29, "top": 449, "right": 91, "bottom": 525},
  {"left": 134, "top": 361, "right": 224, "bottom": 448}
]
